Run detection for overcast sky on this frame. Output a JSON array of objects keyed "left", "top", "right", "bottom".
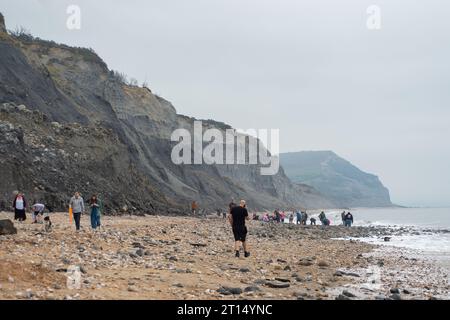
[{"left": 1, "top": 0, "right": 450, "bottom": 207}]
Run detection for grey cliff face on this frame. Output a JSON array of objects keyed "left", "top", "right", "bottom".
[
  {"left": 280, "top": 151, "right": 392, "bottom": 208},
  {"left": 0, "top": 19, "right": 334, "bottom": 213}
]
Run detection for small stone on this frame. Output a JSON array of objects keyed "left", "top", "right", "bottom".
[
  {"left": 217, "top": 286, "right": 242, "bottom": 295},
  {"left": 274, "top": 277, "right": 290, "bottom": 283},
  {"left": 265, "top": 281, "right": 290, "bottom": 289},
  {"left": 25, "top": 289, "right": 33, "bottom": 299},
  {"left": 244, "top": 286, "right": 261, "bottom": 292},
  {"left": 390, "top": 293, "right": 402, "bottom": 300},
  {"left": 342, "top": 290, "right": 356, "bottom": 298},
  {"left": 390, "top": 288, "right": 400, "bottom": 294},
  {"left": 336, "top": 294, "right": 352, "bottom": 300},
  {"left": 239, "top": 268, "right": 250, "bottom": 273},
  {"left": 132, "top": 242, "right": 144, "bottom": 248},
  {"left": 318, "top": 261, "right": 329, "bottom": 267},
  {"left": 293, "top": 291, "right": 308, "bottom": 298},
  {"left": 298, "top": 259, "right": 313, "bottom": 266}
]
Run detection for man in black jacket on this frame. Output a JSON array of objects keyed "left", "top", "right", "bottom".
[
  {"left": 228, "top": 200, "right": 250, "bottom": 258},
  {"left": 344, "top": 212, "right": 354, "bottom": 227}
]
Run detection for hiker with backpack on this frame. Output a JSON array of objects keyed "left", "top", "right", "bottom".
[{"left": 344, "top": 212, "right": 354, "bottom": 227}]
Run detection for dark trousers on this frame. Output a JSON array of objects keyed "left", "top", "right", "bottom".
[
  {"left": 14, "top": 209, "right": 26, "bottom": 221},
  {"left": 73, "top": 212, "right": 81, "bottom": 230}
]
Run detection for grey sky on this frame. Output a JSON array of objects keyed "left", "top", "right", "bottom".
[{"left": 1, "top": 0, "right": 449, "bottom": 207}]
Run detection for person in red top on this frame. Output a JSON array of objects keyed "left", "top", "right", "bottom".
[
  {"left": 12, "top": 192, "right": 27, "bottom": 221},
  {"left": 191, "top": 201, "right": 198, "bottom": 215}
]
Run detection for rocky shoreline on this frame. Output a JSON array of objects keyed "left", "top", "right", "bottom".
[{"left": 0, "top": 212, "right": 448, "bottom": 300}]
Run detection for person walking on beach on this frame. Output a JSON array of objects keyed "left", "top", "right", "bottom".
[
  {"left": 341, "top": 211, "right": 346, "bottom": 225},
  {"left": 191, "top": 201, "right": 198, "bottom": 215},
  {"left": 319, "top": 211, "right": 330, "bottom": 226},
  {"left": 89, "top": 194, "right": 101, "bottom": 230},
  {"left": 289, "top": 212, "right": 294, "bottom": 224},
  {"left": 310, "top": 217, "right": 316, "bottom": 225},
  {"left": 228, "top": 200, "right": 250, "bottom": 258},
  {"left": 274, "top": 209, "right": 281, "bottom": 223},
  {"left": 302, "top": 211, "right": 308, "bottom": 225},
  {"left": 12, "top": 192, "right": 27, "bottom": 222},
  {"left": 344, "top": 212, "right": 354, "bottom": 227},
  {"left": 69, "top": 192, "right": 85, "bottom": 231},
  {"left": 296, "top": 210, "right": 302, "bottom": 225},
  {"left": 31, "top": 202, "right": 45, "bottom": 224}
]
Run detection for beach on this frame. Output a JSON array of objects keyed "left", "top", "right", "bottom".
[{"left": 0, "top": 211, "right": 448, "bottom": 300}]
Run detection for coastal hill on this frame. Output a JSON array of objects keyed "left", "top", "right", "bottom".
[
  {"left": 0, "top": 13, "right": 333, "bottom": 213},
  {"left": 280, "top": 151, "right": 392, "bottom": 208}
]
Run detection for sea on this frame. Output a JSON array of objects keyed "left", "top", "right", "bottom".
[
  {"left": 324, "top": 207, "right": 450, "bottom": 278},
  {"left": 281, "top": 207, "right": 450, "bottom": 276}
]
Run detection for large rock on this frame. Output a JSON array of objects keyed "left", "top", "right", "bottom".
[{"left": 0, "top": 219, "right": 17, "bottom": 235}]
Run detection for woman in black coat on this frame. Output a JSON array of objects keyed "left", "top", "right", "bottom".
[{"left": 12, "top": 192, "right": 27, "bottom": 221}]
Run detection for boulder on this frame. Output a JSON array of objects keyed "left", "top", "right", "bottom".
[{"left": 0, "top": 220, "right": 17, "bottom": 235}]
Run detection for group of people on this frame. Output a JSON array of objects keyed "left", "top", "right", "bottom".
[
  {"left": 341, "top": 211, "right": 354, "bottom": 227},
  {"left": 237, "top": 208, "right": 354, "bottom": 227},
  {"left": 12, "top": 192, "right": 52, "bottom": 231},
  {"left": 255, "top": 210, "right": 319, "bottom": 226},
  {"left": 223, "top": 200, "right": 357, "bottom": 260},
  {"left": 11, "top": 191, "right": 104, "bottom": 232},
  {"left": 69, "top": 192, "right": 103, "bottom": 231}
]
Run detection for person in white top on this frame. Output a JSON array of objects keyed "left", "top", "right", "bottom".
[
  {"left": 13, "top": 192, "right": 27, "bottom": 221},
  {"left": 31, "top": 203, "right": 45, "bottom": 223}
]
